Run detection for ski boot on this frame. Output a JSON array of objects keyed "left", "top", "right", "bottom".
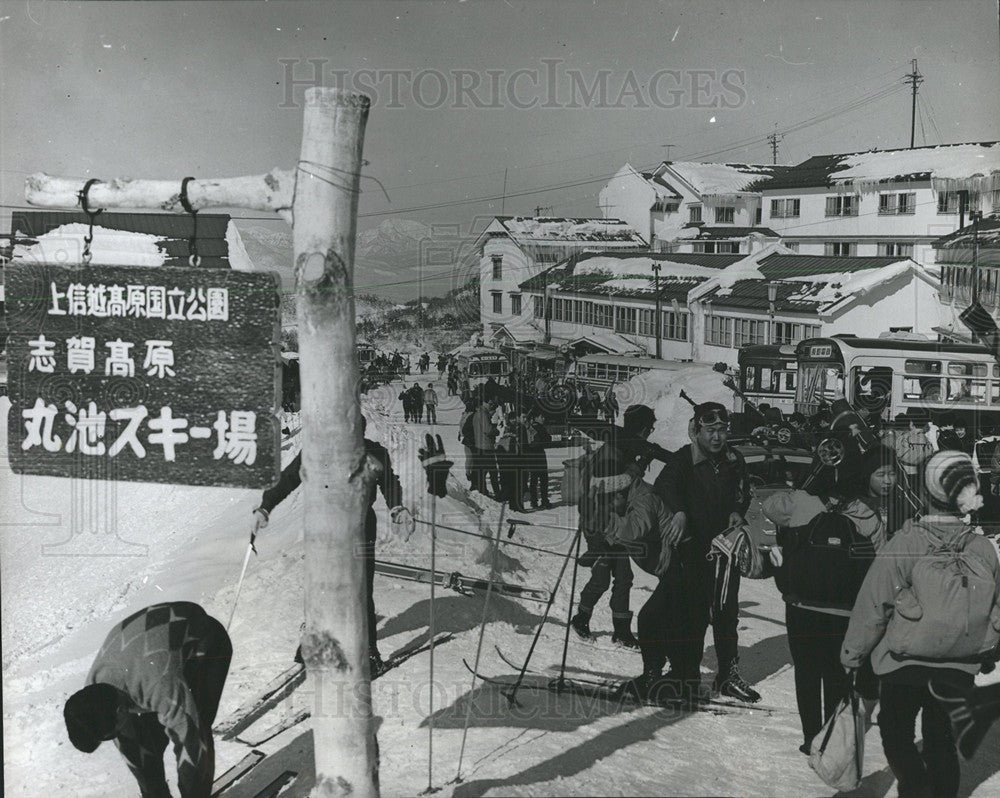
[
  {"left": 611, "top": 615, "right": 639, "bottom": 650},
  {"left": 570, "top": 609, "right": 593, "bottom": 640},
  {"left": 714, "top": 660, "right": 761, "bottom": 704}
]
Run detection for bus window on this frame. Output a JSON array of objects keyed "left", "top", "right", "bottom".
[
  {"left": 853, "top": 366, "right": 893, "bottom": 410},
  {"left": 782, "top": 371, "right": 797, "bottom": 392},
  {"left": 742, "top": 366, "right": 758, "bottom": 392},
  {"left": 904, "top": 360, "right": 942, "bottom": 375},
  {"left": 761, "top": 367, "right": 774, "bottom": 392},
  {"left": 948, "top": 362, "right": 988, "bottom": 377},
  {"left": 799, "top": 363, "right": 843, "bottom": 406},
  {"left": 947, "top": 378, "right": 986, "bottom": 403}
]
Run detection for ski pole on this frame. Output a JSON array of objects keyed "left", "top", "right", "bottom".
[
  {"left": 502, "top": 525, "right": 582, "bottom": 707},
  {"left": 557, "top": 527, "right": 584, "bottom": 690},
  {"left": 421, "top": 492, "right": 440, "bottom": 795},
  {"left": 226, "top": 532, "right": 257, "bottom": 631}
]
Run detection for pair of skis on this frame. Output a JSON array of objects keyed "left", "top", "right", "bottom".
[
  {"left": 215, "top": 631, "right": 456, "bottom": 748},
  {"left": 374, "top": 559, "right": 551, "bottom": 603},
  {"left": 464, "top": 647, "right": 782, "bottom": 716}
]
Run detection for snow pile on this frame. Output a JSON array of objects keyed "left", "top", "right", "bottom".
[
  {"left": 830, "top": 142, "right": 1000, "bottom": 195},
  {"left": 502, "top": 217, "right": 641, "bottom": 243},
  {"left": 224, "top": 220, "right": 256, "bottom": 272},
  {"left": 781, "top": 261, "right": 937, "bottom": 306},
  {"left": 709, "top": 259, "right": 766, "bottom": 293},
  {"left": 12, "top": 223, "right": 167, "bottom": 268},
  {"left": 669, "top": 162, "right": 784, "bottom": 196},
  {"left": 573, "top": 255, "right": 721, "bottom": 280}
]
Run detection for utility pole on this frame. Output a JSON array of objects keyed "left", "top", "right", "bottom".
[
  {"left": 972, "top": 210, "right": 983, "bottom": 304},
  {"left": 766, "top": 125, "right": 783, "bottom": 165},
  {"left": 501, "top": 167, "right": 508, "bottom": 215},
  {"left": 533, "top": 205, "right": 552, "bottom": 217},
  {"left": 652, "top": 262, "right": 663, "bottom": 359},
  {"left": 905, "top": 59, "right": 924, "bottom": 150}
]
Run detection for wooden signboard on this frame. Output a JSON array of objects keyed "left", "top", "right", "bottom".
[{"left": 5, "top": 262, "right": 282, "bottom": 488}]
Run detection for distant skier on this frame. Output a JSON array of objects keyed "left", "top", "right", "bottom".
[
  {"left": 64, "top": 601, "right": 232, "bottom": 798},
  {"left": 424, "top": 383, "right": 439, "bottom": 425},
  {"left": 251, "top": 417, "right": 411, "bottom": 675}
]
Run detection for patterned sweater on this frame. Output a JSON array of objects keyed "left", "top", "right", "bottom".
[{"left": 87, "top": 602, "right": 225, "bottom": 797}]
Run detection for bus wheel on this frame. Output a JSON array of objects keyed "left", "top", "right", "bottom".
[{"left": 776, "top": 425, "right": 793, "bottom": 444}]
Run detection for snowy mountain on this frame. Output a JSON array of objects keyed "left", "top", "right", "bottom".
[{"left": 234, "top": 219, "right": 446, "bottom": 302}]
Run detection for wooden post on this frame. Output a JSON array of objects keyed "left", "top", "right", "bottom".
[{"left": 293, "top": 87, "right": 377, "bottom": 798}]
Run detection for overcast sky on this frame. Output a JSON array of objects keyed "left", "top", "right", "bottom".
[{"left": 1, "top": 0, "right": 998, "bottom": 236}]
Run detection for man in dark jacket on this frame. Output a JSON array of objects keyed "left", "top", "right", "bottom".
[
  {"left": 64, "top": 602, "right": 232, "bottom": 797},
  {"left": 570, "top": 404, "right": 660, "bottom": 649},
  {"left": 251, "top": 417, "right": 408, "bottom": 674},
  {"left": 653, "top": 401, "right": 759, "bottom": 702}
]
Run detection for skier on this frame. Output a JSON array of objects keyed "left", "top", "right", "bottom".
[
  {"left": 653, "top": 402, "right": 759, "bottom": 703},
  {"left": 251, "top": 416, "right": 411, "bottom": 675},
  {"left": 64, "top": 602, "right": 232, "bottom": 798},
  {"left": 399, "top": 386, "right": 414, "bottom": 423},
  {"left": 526, "top": 409, "right": 553, "bottom": 509},
  {"left": 424, "top": 382, "right": 439, "bottom": 425},
  {"left": 410, "top": 382, "right": 425, "bottom": 424},
  {"left": 472, "top": 397, "right": 502, "bottom": 498},
  {"left": 843, "top": 451, "right": 1000, "bottom": 798},
  {"left": 571, "top": 404, "right": 659, "bottom": 649}
]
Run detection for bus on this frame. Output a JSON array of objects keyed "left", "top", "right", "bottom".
[
  {"left": 794, "top": 334, "right": 1000, "bottom": 429},
  {"left": 736, "top": 344, "right": 798, "bottom": 415},
  {"left": 456, "top": 347, "right": 510, "bottom": 387},
  {"left": 570, "top": 353, "right": 683, "bottom": 392},
  {"left": 357, "top": 341, "right": 378, "bottom": 368}
]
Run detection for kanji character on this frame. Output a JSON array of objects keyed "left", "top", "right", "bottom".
[
  {"left": 67, "top": 283, "right": 88, "bottom": 315},
  {"left": 212, "top": 410, "right": 258, "bottom": 465},
  {"left": 49, "top": 282, "right": 67, "bottom": 315},
  {"left": 108, "top": 406, "right": 149, "bottom": 458},
  {"left": 64, "top": 400, "right": 107, "bottom": 455},
  {"left": 185, "top": 288, "right": 207, "bottom": 321},
  {"left": 146, "top": 286, "right": 166, "bottom": 319},
  {"left": 206, "top": 288, "right": 229, "bottom": 321},
  {"left": 107, "top": 284, "right": 127, "bottom": 317},
  {"left": 142, "top": 340, "right": 176, "bottom": 379},
  {"left": 28, "top": 335, "right": 57, "bottom": 373},
  {"left": 104, "top": 339, "right": 135, "bottom": 377},
  {"left": 21, "top": 397, "right": 61, "bottom": 452},
  {"left": 148, "top": 407, "right": 189, "bottom": 462},
  {"left": 166, "top": 287, "right": 186, "bottom": 321},
  {"left": 126, "top": 285, "right": 147, "bottom": 317},
  {"left": 66, "top": 335, "right": 96, "bottom": 374},
  {"left": 86, "top": 284, "right": 109, "bottom": 317}
]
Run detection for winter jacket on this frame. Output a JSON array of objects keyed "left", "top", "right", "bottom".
[
  {"left": 424, "top": 388, "right": 438, "bottom": 406},
  {"left": 653, "top": 443, "right": 750, "bottom": 561},
  {"left": 576, "top": 427, "right": 657, "bottom": 537},
  {"left": 603, "top": 479, "right": 675, "bottom": 575},
  {"left": 87, "top": 602, "right": 228, "bottom": 798},
  {"left": 259, "top": 439, "right": 403, "bottom": 522},
  {"left": 472, "top": 406, "right": 498, "bottom": 451},
  {"left": 761, "top": 488, "right": 887, "bottom": 615},
  {"left": 841, "top": 515, "right": 1000, "bottom": 678}
]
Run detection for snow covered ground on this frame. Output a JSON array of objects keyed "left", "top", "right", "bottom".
[{"left": 4, "top": 368, "right": 1000, "bottom": 797}]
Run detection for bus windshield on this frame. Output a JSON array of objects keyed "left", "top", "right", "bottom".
[{"left": 798, "top": 362, "right": 844, "bottom": 409}]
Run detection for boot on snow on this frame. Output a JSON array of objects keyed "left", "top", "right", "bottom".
[
  {"left": 611, "top": 615, "right": 639, "bottom": 649},
  {"left": 570, "top": 609, "right": 593, "bottom": 640},
  {"left": 714, "top": 660, "right": 761, "bottom": 704}
]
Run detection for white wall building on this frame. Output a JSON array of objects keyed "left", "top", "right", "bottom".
[
  {"left": 476, "top": 216, "right": 645, "bottom": 338},
  {"left": 518, "top": 244, "right": 944, "bottom": 367}
]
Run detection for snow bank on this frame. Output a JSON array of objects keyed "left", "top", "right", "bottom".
[
  {"left": 830, "top": 143, "right": 1000, "bottom": 194},
  {"left": 574, "top": 256, "right": 720, "bottom": 280},
  {"left": 12, "top": 223, "right": 167, "bottom": 268},
  {"left": 503, "top": 217, "right": 640, "bottom": 243},
  {"left": 670, "top": 162, "right": 782, "bottom": 195}
]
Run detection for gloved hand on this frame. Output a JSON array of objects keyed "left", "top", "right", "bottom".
[
  {"left": 252, "top": 508, "right": 269, "bottom": 535},
  {"left": 767, "top": 545, "right": 783, "bottom": 568},
  {"left": 390, "top": 505, "right": 415, "bottom": 541},
  {"left": 419, "top": 434, "right": 453, "bottom": 498}
]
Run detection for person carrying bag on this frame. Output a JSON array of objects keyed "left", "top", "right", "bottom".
[{"left": 808, "top": 681, "right": 867, "bottom": 792}]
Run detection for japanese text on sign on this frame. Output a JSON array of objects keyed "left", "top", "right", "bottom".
[{"left": 48, "top": 282, "right": 229, "bottom": 321}]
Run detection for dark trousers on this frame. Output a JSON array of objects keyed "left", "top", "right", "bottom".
[
  {"left": 637, "top": 561, "right": 686, "bottom": 676},
  {"left": 414, "top": 404, "right": 423, "bottom": 423},
  {"left": 578, "top": 545, "right": 634, "bottom": 620},
  {"left": 363, "top": 510, "right": 379, "bottom": 654},
  {"left": 670, "top": 558, "right": 715, "bottom": 683},
  {"left": 473, "top": 450, "right": 501, "bottom": 497},
  {"left": 119, "top": 616, "right": 233, "bottom": 798},
  {"left": 785, "top": 603, "right": 851, "bottom": 746},
  {"left": 879, "top": 672, "right": 973, "bottom": 798},
  {"left": 497, "top": 451, "right": 525, "bottom": 510},
  {"left": 712, "top": 564, "right": 741, "bottom": 675},
  {"left": 426, "top": 405, "right": 437, "bottom": 424},
  {"left": 527, "top": 452, "right": 549, "bottom": 507}
]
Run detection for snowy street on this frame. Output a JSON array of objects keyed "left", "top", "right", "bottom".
[{"left": 5, "top": 367, "right": 1000, "bottom": 797}]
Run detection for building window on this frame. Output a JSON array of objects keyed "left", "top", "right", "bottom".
[
  {"left": 825, "top": 195, "right": 859, "bottom": 217},
  {"left": 937, "top": 191, "right": 979, "bottom": 214},
  {"left": 692, "top": 241, "right": 740, "bottom": 254},
  {"left": 879, "top": 193, "right": 916, "bottom": 215},
  {"left": 614, "top": 306, "right": 637, "bottom": 334},
  {"left": 755, "top": 206, "right": 762, "bottom": 225},
  {"left": 491, "top": 292, "right": 502, "bottom": 314},
  {"left": 772, "top": 321, "right": 820, "bottom": 345},
  {"left": 533, "top": 296, "right": 543, "bottom": 319},
  {"left": 510, "top": 293, "right": 522, "bottom": 316},
  {"left": 877, "top": 242, "right": 914, "bottom": 258},
  {"left": 491, "top": 255, "right": 503, "bottom": 280},
  {"left": 715, "top": 206, "right": 736, "bottom": 224},
  {"left": 594, "top": 303, "right": 613, "bottom": 328},
  {"left": 734, "top": 318, "right": 767, "bottom": 347},
  {"left": 637, "top": 309, "right": 655, "bottom": 337},
  {"left": 992, "top": 189, "right": 1000, "bottom": 213},
  {"left": 705, "top": 315, "right": 733, "bottom": 347},
  {"left": 770, "top": 199, "right": 801, "bottom": 219},
  {"left": 824, "top": 241, "right": 856, "bottom": 256},
  {"left": 689, "top": 204, "right": 702, "bottom": 223},
  {"left": 783, "top": 241, "right": 800, "bottom": 252},
  {"left": 551, "top": 297, "right": 563, "bottom": 321},
  {"left": 662, "top": 310, "right": 689, "bottom": 341}
]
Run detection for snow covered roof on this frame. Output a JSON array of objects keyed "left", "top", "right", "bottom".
[
  {"left": 664, "top": 161, "right": 794, "bottom": 198},
  {"left": 491, "top": 216, "right": 646, "bottom": 246},
  {"left": 519, "top": 251, "right": 741, "bottom": 301},
  {"left": 676, "top": 226, "right": 780, "bottom": 241},
  {"left": 10, "top": 210, "right": 233, "bottom": 269},
  {"left": 933, "top": 216, "right": 1000, "bottom": 250},
  {"left": 748, "top": 142, "right": 1000, "bottom": 194}
]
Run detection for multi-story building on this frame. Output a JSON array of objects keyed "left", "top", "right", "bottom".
[
  {"left": 599, "top": 161, "right": 791, "bottom": 253},
  {"left": 475, "top": 216, "right": 645, "bottom": 340},
  {"left": 518, "top": 244, "right": 944, "bottom": 366},
  {"left": 935, "top": 216, "right": 1000, "bottom": 315}
]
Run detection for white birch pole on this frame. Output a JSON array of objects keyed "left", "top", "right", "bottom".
[
  {"left": 25, "top": 85, "right": 378, "bottom": 797},
  {"left": 293, "top": 87, "right": 377, "bottom": 798}
]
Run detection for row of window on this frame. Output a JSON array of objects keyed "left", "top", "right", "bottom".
[
  {"left": 705, "top": 316, "right": 821, "bottom": 348},
  {"left": 527, "top": 295, "right": 691, "bottom": 341},
  {"left": 491, "top": 291, "right": 521, "bottom": 315}
]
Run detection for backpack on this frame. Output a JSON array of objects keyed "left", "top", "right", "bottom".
[
  {"left": 883, "top": 524, "right": 1000, "bottom": 662},
  {"left": 777, "top": 511, "right": 876, "bottom": 608},
  {"left": 894, "top": 429, "right": 934, "bottom": 468},
  {"left": 460, "top": 412, "right": 476, "bottom": 446}
]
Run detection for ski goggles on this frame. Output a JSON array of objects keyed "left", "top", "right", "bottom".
[{"left": 695, "top": 408, "right": 729, "bottom": 427}]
